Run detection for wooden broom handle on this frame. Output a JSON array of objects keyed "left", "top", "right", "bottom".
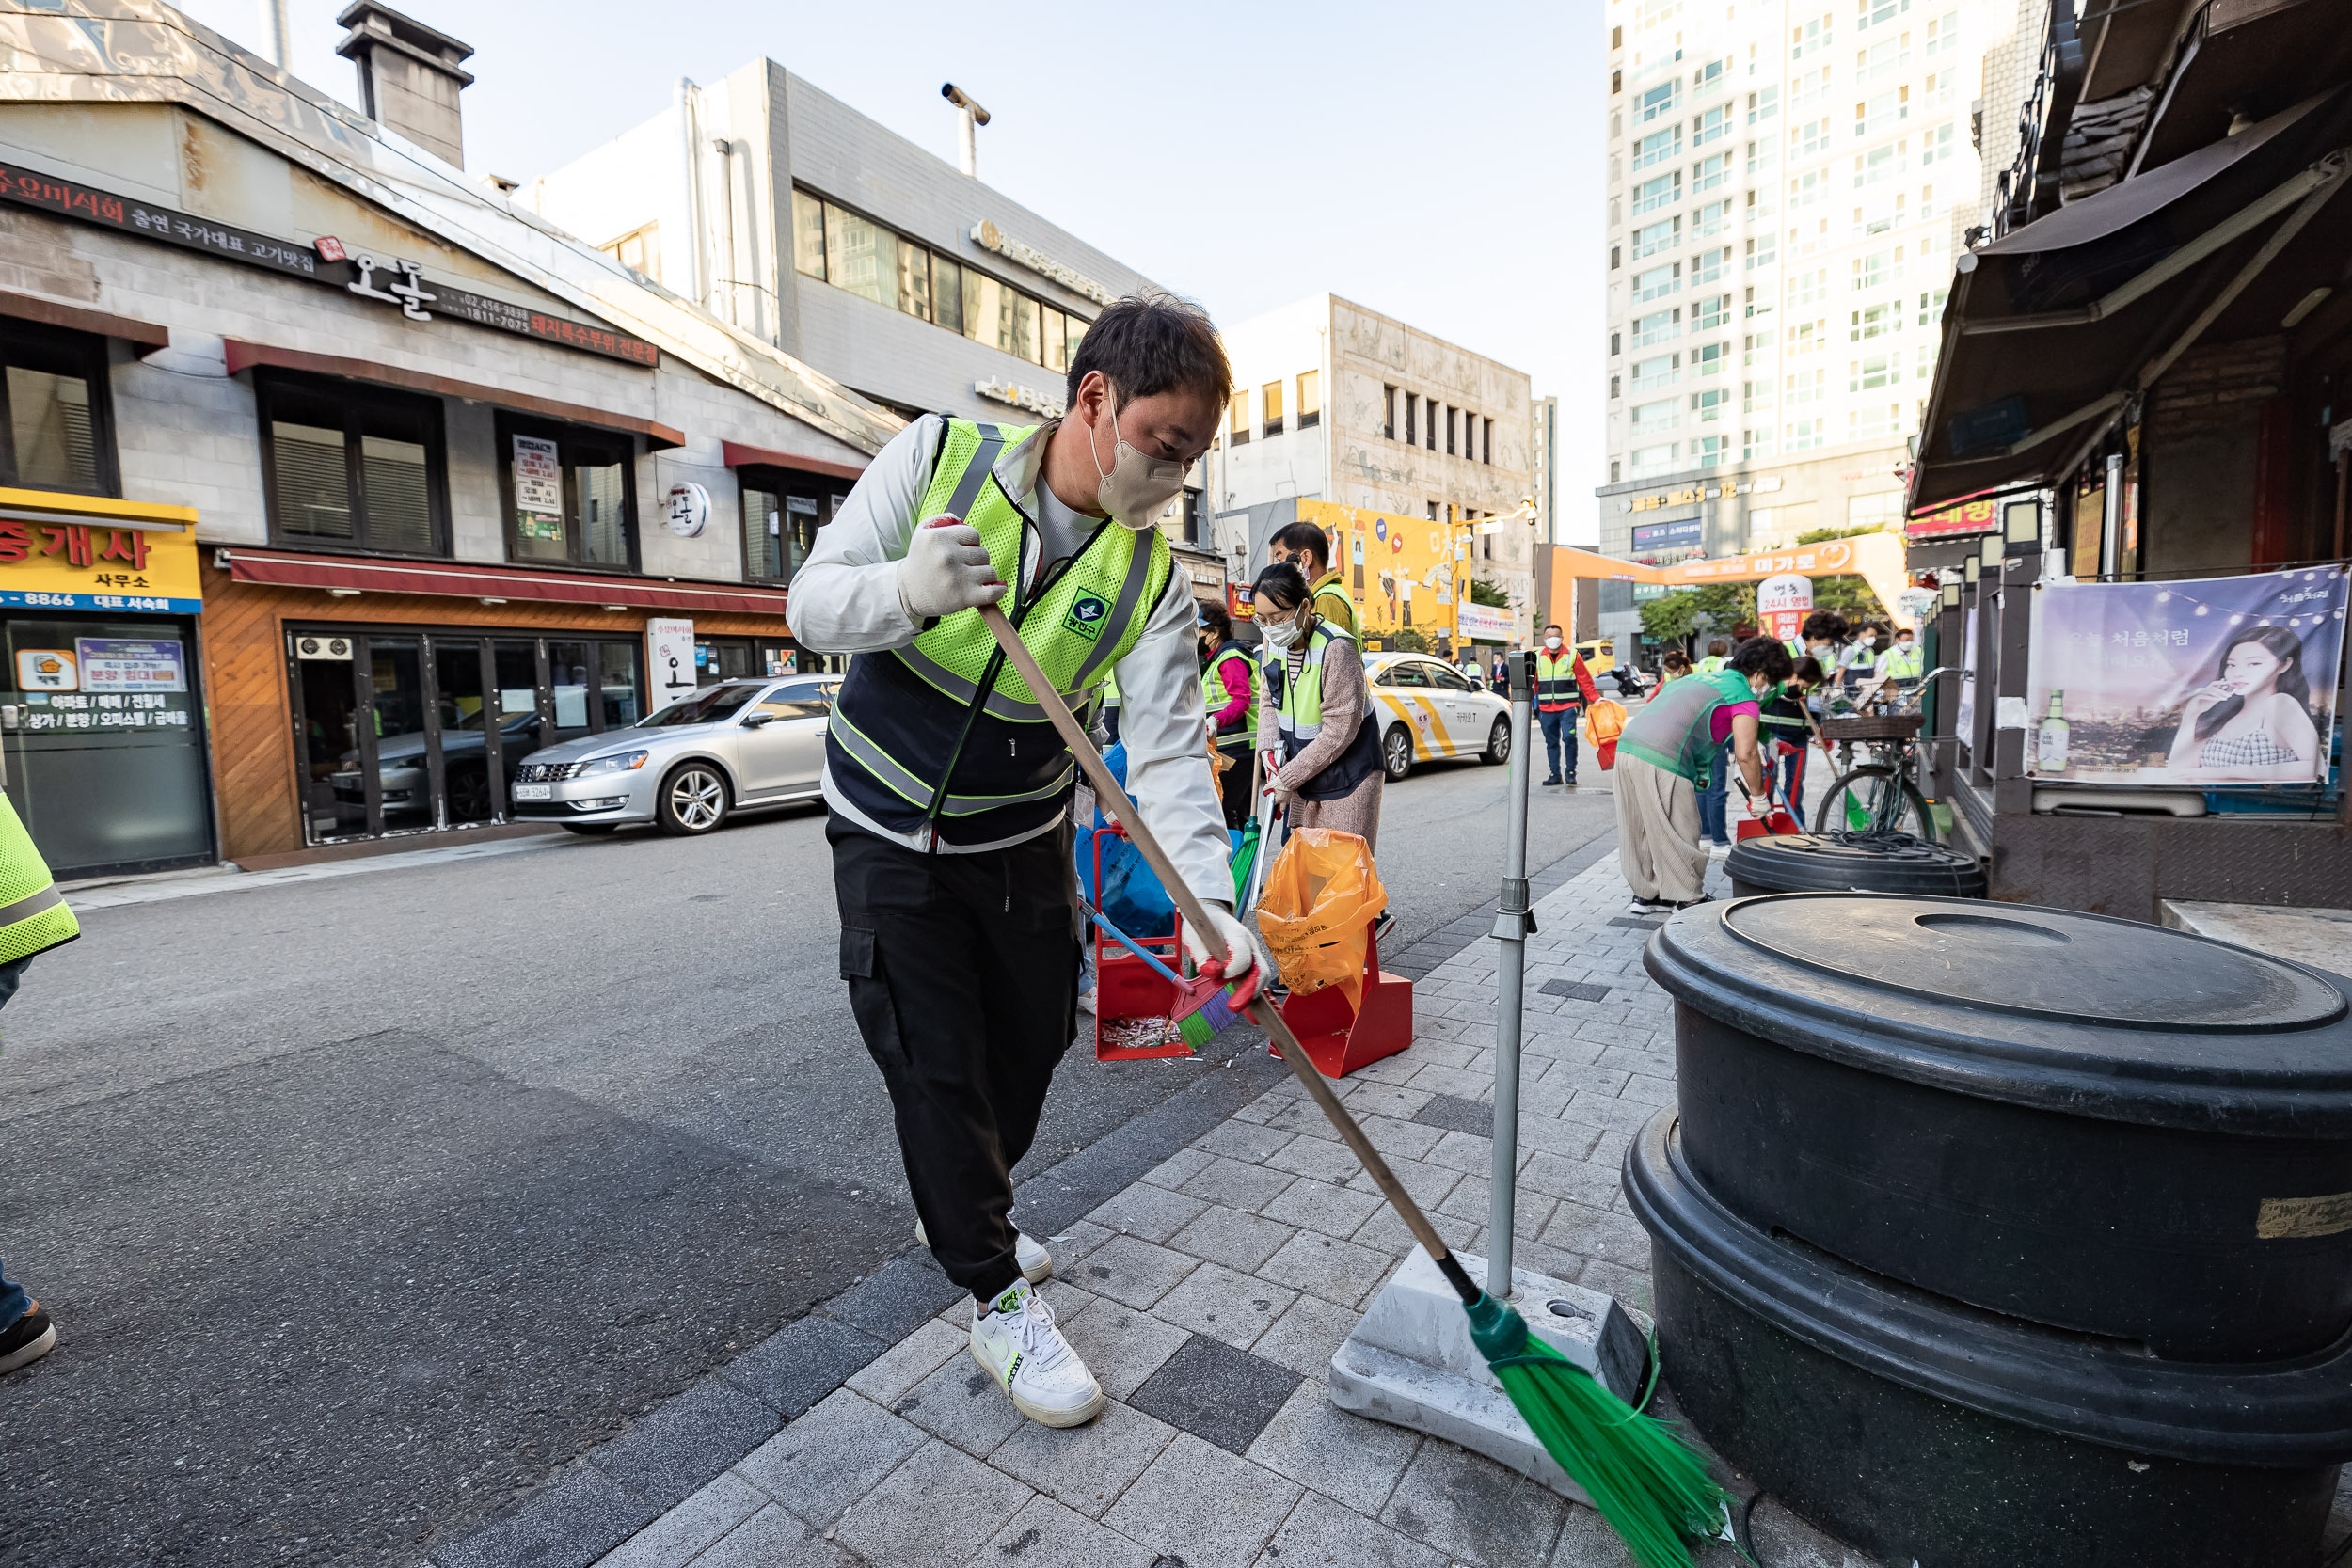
[{"left": 977, "top": 605, "right": 1460, "bottom": 1273}]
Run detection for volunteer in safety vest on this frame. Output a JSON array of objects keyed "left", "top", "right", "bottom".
[
  {"left": 1877, "top": 625, "right": 1924, "bottom": 689},
  {"left": 1198, "top": 600, "right": 1259, "bottom": 829},
  {"left": 1534, "top": 623, "right": 1583, "bottom": 787},
  {"left": 1268, "top": 519, "right": 1360, "bottom": 641},
  {"left": 1613, "top": 635, "right": 1791, "bottom": 912},
  {"left": 791, "top": 296, "right": 1258, "bottom": 1432},
  {"left": 0, "top": 789, "right": 76, "bottom": 1381},
  {"left": 1252, "top": 562, "right": 1384, "bottom": 847}
]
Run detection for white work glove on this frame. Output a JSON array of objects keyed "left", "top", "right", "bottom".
[
  {"left": 1262, "top": 766, "right": 1298, "bottom": 808},
  {"left": 1185, "top": 899, "right": 1266, "bottom": 1002},
  {"left": 896, "top": 515, "right": 1004, "bottom": 623}
]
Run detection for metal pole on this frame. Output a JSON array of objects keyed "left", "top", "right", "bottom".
[{"left": 1488, "top": 646, "right": 1537, "bottom": 1297}]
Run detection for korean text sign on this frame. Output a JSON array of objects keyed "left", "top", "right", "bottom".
[{"left": 2026, "top": 568, "right": 2349, "bottom": 785}]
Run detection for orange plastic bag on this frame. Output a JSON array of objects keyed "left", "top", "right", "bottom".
[
  {"left": 1583, "top": 697, "right": 1628, "bottom": 770},
  {"left": 1254, "top": 828, "right": 1388, "bottom": 1014}
]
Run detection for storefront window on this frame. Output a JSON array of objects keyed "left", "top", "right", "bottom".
[
  {"left": 739, "top": 467, "right": 834, "bottom": 584},
  {"left": 0, "top": 322, "right": 116, "bottom": 496},
  {"left": 259, "top": 373, "right": 446, "bottom": 555},
  {"left": 501, "top": 417, "right": 638, "bottom": 571},
  {"left": 290, "top": 628, "right": 646, "bottom": 846},
  {"left": 0, "top": 615, "right": 209, "bottom": 876}
]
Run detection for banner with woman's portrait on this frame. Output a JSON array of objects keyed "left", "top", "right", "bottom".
[{"left": 2026, "top": 568, "right": 2348, "bottom": 785}]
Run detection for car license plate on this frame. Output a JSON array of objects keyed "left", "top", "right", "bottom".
[{"left": 512, "top": 783, "right": 552, "bottom": 800}]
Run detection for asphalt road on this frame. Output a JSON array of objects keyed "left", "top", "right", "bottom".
[{"left": 0, "top": 745, "right": 1615, "bottom": 1567}]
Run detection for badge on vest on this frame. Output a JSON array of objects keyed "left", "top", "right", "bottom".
[{"left": 1062, "top": 593, "right": 1110, "bottom": 641}]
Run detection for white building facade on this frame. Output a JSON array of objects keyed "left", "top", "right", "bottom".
[
  {"left": 1212, "top": 294, "right": 1539, "bottom": 645},
  {"left": 1594, "top": 0, "right": 2001, "bottom": 641}
]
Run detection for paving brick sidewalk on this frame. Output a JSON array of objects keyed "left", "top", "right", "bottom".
[
  {"left": 452, "top": 846, "right": 2352, "bottom": 1568},
  {"left": 547, "top": 852, "right": 1903, "bottom": 1568}
]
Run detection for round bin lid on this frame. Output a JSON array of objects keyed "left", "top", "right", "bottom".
[{"left": 1645, "top": 893, "right": 2352, "bottom": 1132}]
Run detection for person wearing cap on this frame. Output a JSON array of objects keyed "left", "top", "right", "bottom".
[{"left": 1198, "top": 600, "right": 1260, "bottom": 829}]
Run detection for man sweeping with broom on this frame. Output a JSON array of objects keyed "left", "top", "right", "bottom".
[{"left": 789, "top": 294, "right": 1258, "bottom": 1430}]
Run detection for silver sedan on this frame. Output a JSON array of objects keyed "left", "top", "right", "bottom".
[{"left": 506, "top": 676, "right": 838, "bottom": 836}]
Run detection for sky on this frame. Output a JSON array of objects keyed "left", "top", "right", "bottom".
[{"left": 177, "top": 0, "right": 1608, "bottom": 543}]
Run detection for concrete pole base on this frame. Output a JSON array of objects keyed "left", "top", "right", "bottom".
[{"left": 1328, "top": 1244, "right": 1650, "bottom": 1502}]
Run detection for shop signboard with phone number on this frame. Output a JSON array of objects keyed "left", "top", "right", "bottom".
[{"left": 0, "top": 518, "right": 201, "bottom": 612}]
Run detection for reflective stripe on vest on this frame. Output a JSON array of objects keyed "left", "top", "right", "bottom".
[
  {"left": 0, "top": 794, "right": 74, "bottom": 962},
  {"left": 1881, "top": 644, "right": 1923, "bottom": 679},
  {"left": 826, "top": 419, "right": 1174, "bottom": 844},
  {"left": 1533, "top": 651, "right": 1580, "bottom": 713},
  {"left": 1201, "top": 643, "right": 1258, "bottom": 740}
]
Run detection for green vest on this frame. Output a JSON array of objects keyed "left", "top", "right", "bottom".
[
  {"left": 1620, "top": 668, "right": 1756, "bottom": 783},
  {"left": 1880, "top": 642, "right": 1924, "bottom": 679},
  {"left": 826, "top": 419, "right": 1174, "bottom": 844},
  {"left": 1695, "top": 654, "right": 1727, "bottom": 674},
  {"left": 1310, "top": 572, "right": 1359, "bottom": 641},
  {"left": 0, "top": 792, "right": 76, "bottom": 964},
  {"left": 1201, "top": 642, "right": 1258, "bottom": 744},
  {"left": 1263, "top": 621, "right": 1381, "bottom": 800},
  {"left": 1533, "top": 649, "right": 1581, "bottom": 713}
]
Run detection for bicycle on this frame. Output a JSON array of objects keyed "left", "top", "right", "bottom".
[{"left": 1811, "top": 667, "right": 1961, "bottom": 842}]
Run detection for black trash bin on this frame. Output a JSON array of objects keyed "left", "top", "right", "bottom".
[
  {"left": 1645, "top": 894, "right": 2352, "bottom": 1359},
  {"left": 1626, "top": 1111, "right": 2352, "bottom": 1568},
  {"left": 1724, "top": 830, "right": 1985, "bottom": 899}
]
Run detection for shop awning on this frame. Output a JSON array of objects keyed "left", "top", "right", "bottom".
[
  {"left": 720, "top": 440, "right": 866, "bottom": 483},
  {"left": 221, "top": 341, "right": 685, "bottom": 450},
  {"left": 221, "top": 549, "right": 792, "bottom": 617},
  {"left": 1909, "top": 90, "right": 2352, "bottom": 515},
  {"left": 0, "top": 288, "right": 167, "bottom": 349}
]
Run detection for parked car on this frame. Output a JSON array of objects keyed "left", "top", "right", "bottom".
[
  {"left": 1363, "top": 652, "right": 1514, "bottom": 781},
  {"left": 508, "top": 675, "right": 839, "bottom": 835}
]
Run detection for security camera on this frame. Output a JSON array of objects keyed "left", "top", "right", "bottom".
[{"left": 940, "top": 83, "right": 991, "bottom": 125}]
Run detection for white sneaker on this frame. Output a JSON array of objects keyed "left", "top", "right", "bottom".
[
  {"left": 1628, "top": 898, "right": 1670, "bottom": 915},
  {"left": 1707, "top": 840, "right": 1734, "bottom": 859},
  {"left": 914, "top": 1221, "right": 1054, "bottom": 1284},
  {"left": 971, "top": 1278, "right": 1103, "bottom": 1428}
]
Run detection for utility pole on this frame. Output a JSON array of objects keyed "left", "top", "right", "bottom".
[
  {"left": 941, "top": 84, "right": 990, "bottom": 178},
  {"left": 262, "top": 0, "right": 291, "bottom": 67}
]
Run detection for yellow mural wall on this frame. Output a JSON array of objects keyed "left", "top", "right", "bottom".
[{"left": 1295, "top": 499, "right": 1472, "bottom": 643}]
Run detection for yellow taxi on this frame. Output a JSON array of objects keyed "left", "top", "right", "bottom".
[
  {"left": 1363, "top": 652, "right": 1514, "bottom": 780},
  {"left": 1573, "top": 639, "right": 1616, "bottom": 675}
]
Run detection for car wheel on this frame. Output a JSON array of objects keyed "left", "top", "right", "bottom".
[
  {"left": 657, "top": 763, "right": 730, "bottom": 835},
  {"left": 1480, "top": 715, "right": 1512, "bottom": 765},
  {"left": 1382, "top": 723, "right": 1415, "bottom": 782},
  {"left": 562, "top": 823, "right": 618, "bottom": 835},
  {"left": 446, "top": 766, "right": 493, "bottom": 821}
]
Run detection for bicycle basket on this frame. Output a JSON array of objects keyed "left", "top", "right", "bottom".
[{"left": 1820, "top": 712, "right": 1924, "bottom": 741}]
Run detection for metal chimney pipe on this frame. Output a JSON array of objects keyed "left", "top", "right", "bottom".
[
  {"left": 262, "top": 0, "right": 292, "bottom": 68},
  {"left": 941, "top": 84, "right": 990, "bottom": 178}
]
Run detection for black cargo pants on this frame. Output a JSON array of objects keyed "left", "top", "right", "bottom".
[{"left": 830, "top": 813, "right": 1080, "bottom": 1303}]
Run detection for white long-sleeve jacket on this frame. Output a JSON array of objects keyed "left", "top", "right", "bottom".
[{"left": 789, "top": 414, "right": 1232, "bottom": 908}]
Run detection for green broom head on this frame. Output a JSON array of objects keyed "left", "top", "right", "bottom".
[{"left": 1463, "top": 1291, "right": 1728, "bottom": 1568}]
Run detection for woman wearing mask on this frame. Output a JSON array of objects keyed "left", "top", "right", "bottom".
[
  {"left": 1198, "top": 601, "right": 1259, "bottom": 829},
  {"left": 1254, "top": 562, "right": 1385, "bottom": 848},
  {"left": 1658, "top": 649, "right": 1692, "bottom": 683},
  {"left": 2166, "top": 625, "right": 2322, "bottom": 781},
  {"left": 1613, "top": 636, "right": 1791, "bottom": 912},
  {"left": 1759, "top": 657, "right": 1826, "bottom": 812}
]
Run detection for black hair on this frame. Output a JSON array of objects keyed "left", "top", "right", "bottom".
[
  {"left": 1199, "top": 601, "right": 1232, "bottom": 640},
  {"left": 1792, "top": 657, "right": 1826, "bottom": 687},
  {"left": 1270, "top": 521, "right": 1333, "bottom": 573},
  {"left": 2193, "top": 625, "right": 2312, "bottom": 742},
  {"left": 1065, "top": 293, "right": 1232, "bottom": 411},
  {"left": 1730, "top": 635, "right": 1795, "bottom": 682},
  {"left": 1800, "top": 610, "right": 1849, "bottom": 642},
  {"left": 1543, "top": 623, "right": 1563, "bottom": 635},
  {"left": 1252, "top": 562, "right": 1310, "bottom": 612}
]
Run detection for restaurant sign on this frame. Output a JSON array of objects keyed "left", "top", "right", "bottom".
[
  {"left": 0, "top": 162, "right": 658, "bottom": 367},
  {"left": 1907, "top": 497, "right": 1999, "bottom": 540}
]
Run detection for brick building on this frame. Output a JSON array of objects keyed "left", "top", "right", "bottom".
[{"left": 0, "top": 0, "right": 900, "bottom": 877}]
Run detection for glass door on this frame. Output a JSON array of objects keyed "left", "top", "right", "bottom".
[
  {"left": 0, "top": 616, "right": 212, "bottom": 877},
  {"left": 356, "top": 635, "right": 431, "bottom": 836},
  {"left": 434, "top": 639, "right": 497, "bottom": 825}
]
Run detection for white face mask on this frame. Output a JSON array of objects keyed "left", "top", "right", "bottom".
[
  {"left": 1262, "top": 611, "right": 1305, "bottom": 649},
  {"left": 1089, "top": 388, "right": 1188, "bottom": 530},
  {"left": 1544, "top": 636, "right": 1563, "bottom": 650}
]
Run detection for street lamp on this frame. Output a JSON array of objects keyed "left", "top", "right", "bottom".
[{"left": 1454, "top": 497, "right": 1539, "bottom": 652}]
